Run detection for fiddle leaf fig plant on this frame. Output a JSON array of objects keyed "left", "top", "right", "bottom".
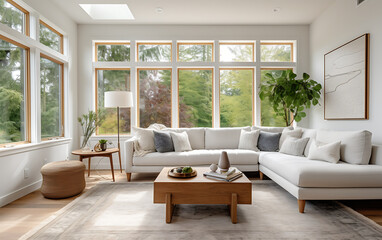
[{"left": 259, "top": 70, "right": 322, "bottom": 127}]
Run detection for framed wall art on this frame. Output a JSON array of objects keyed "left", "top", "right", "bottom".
[{"left": 324, "top": 33, "right": 369, "bottom": 120}]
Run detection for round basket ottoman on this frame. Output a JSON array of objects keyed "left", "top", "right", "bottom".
[{"left": 40, "top": 160, "right": 86, "bottom": 199}]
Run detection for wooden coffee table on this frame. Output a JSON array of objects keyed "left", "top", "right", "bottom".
[{"left": 153, "top": 167, "right": 252, "bottom": 224}]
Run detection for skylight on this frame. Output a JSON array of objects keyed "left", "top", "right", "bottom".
[{"left": 79, "top": 4, "right": 135, "bottom": 20}]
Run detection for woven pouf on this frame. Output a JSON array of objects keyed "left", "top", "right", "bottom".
[{"left": 40, "top": 160, "right": 86, "bottom": 199}]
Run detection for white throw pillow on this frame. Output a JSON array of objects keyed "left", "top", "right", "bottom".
[
  {"left": 308, "top": 140, "right": 341, "bottom": 164},
  {"left": 132, "top": 127, "right": 155, "bottom": 151},
  {"left": 279, "top": 128, "right": 303, "bottom": 148},
  {"left": 238, "top": 129, "right": 260, "bottom": 151},
  {"left": 170, "top": 132, "right": 192, "bottom": 152},
  {"left": 296, "top": 127, "right": 317, "bottom": 157},
  {"left": 279, "top": 137, "right": 309, "bottom": 156}
]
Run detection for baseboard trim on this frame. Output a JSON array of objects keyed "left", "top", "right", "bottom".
[{"left": 0, "top": 180, "right": 42, "bottom": 207}]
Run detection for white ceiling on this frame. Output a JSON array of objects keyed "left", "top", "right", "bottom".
[{"left": 51, "top": 0, "right": 336, "bottom": 25}]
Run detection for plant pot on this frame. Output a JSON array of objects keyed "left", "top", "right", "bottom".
[{"left": 100, "top": 143, "right": 107, "bottom": 151}]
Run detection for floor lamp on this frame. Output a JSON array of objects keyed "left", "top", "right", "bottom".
[{"left": 104, "top": 91, "right": 133, "bottom": 173}]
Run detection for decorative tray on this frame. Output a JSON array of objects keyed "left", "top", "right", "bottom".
[{"left": 168, "top": 167, "right": 197, "bottom": 178}]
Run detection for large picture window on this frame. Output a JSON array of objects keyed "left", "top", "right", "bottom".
[
  {"left": 260, "top": 68, "right": 293, "bottom": 127},
  {"left": 137, "top": 42, "right": 171, "bottom": 62},
  {"left": 219, "top": 42, "right": 254, "bottom": 62},
  {"left": 95, "top": 43, "right": 130, "bottom": 62},
  {"left": 0, "top": 36, "right": 29, "bottom": 144},
  {"left": 138, "top": 68, "right": 172, "bottom": 128},
  {"left": 39, "top": 20, "right": 63, "bottom": 53},
  {"left": 96, "top": 69, "right": 131, "bottom": 135},
  {"left": 220, "top": 68, "right": 254, "bottom": 127},
  {"left": 0, "top": 0, "right": 29, "bottom": 35},
  {"left": 40, "top": 55, "right": 63, "bottom": 139},
  {"left": 261, "top": 42, "right": 293, "bottom": 62},
  {"left": 177, "top": 42, "right": 213, "bottom": 62},
  {"left": 178, "top": 68, "right": 213, "bottom": 128}
]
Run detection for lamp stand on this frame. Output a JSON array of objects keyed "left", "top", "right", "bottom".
[{"left": 117, "top": 106, "right": 122, "bottom": 173}]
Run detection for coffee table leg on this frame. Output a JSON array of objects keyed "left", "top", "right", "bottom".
[
  {"left": 109, "top": 155, "right": 115, "bottom": 182},
  {"left": 166, "top": 193, "right": 174, "bottom": 223},
  {"left": 231, "top": 193, "right": 237, "bottom": 224}
]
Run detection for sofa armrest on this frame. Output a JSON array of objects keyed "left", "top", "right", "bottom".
[{"left": 124, "top": 137, "right": 136, "bottom": 173}]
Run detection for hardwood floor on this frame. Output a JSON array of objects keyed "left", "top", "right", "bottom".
[{"left": 0, "top": 170, "right": 381, "bottom": 239}]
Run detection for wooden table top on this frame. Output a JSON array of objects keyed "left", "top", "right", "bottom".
[
  {"left": 154, "top": 167, "right": 250, "bottom": 184},
  {"left": 71, "top": 148, "right": 119, "bottom": 156}
]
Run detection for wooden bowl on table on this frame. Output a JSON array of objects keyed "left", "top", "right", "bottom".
[{"left": 168, "top": 167, "right": 197, "bottom": 178}]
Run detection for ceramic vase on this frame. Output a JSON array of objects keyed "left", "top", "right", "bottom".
[{"left": 218, "top": 151, "right": 230, "bottom": 171}]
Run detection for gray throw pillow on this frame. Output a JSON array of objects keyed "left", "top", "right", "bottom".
[
  {"left": 153, "top": 131, "right": 174, "bottom": 153},
  {"left": 257, "top": 131, "right": 282, "bottom": 152}
]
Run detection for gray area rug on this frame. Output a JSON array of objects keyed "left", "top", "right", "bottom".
[{"left": 21, "top": 181, "right": 382, "bottom": 240}]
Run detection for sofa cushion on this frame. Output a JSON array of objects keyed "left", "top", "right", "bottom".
[
  {"left": 279, "top": 137, "right": 309, "bottom": 156},
  {"left": 316, "top": 129, "right": 372, "bottom": 165},
  {"left": 238, "top": 129, "right": 260, "bottom": 151},
  {"left": 252, "top": 125, "right": 293, "bottom": 133},
  {"left": 165, "top": 128, "right": 205, "bottom": 150},
  {"left": 257, "top": 131, "right": 281, "bottom": 152},
  {"left": 153, "top": 131, "right": 174, "bottom": 153},
  {"left": 131, "top": 127, "right": 155, "bottom": 152},
  {"left": 259, "top": 152, "right": 382, "bottom": 188},
  {"left": 296, "top": 127, "right": 317, "bottom": 157},
  {"left": 279, "top": 128, "right": 303, "bottom": 148},
  {"left": 205, "top": 127, "right": 250, "bottom": 149},
  {"left": 133, "top": 149, "right": 259, "bottom": 166},
  {"left": 308, "top": 140, "right": 341, "bottom": 164}
]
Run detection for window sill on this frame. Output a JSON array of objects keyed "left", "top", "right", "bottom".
[{"left": 0, "top": 138, "right": 72, "bottom": 157}]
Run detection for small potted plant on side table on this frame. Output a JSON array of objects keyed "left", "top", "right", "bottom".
[{"left": 99, "top": 139, "right": 108, "bottom": 151}]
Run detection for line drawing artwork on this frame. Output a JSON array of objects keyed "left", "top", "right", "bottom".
[{"left": 324, "top": 34, "right": 368, "bottom": 119}]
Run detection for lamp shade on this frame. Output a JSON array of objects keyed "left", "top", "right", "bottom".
[{"left": 104, "top": 91, "right": 133, "bottom": 108}]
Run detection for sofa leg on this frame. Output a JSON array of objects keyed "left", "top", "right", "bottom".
[
  {"left": 298, "top": 200, "right": 306, "bottom": 213},
  {"left": 259, "top": 171, "right": 264, "bottom": 180},
  {"left": 126, "top": 173, "right": 132, "bottom": 182}
]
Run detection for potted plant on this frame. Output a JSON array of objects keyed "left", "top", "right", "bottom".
[
  {"left": 99, "top": 139, "right": 108, "bottom": 151},
  {"left": 259, "top": 70, "right": 322, "bottom": 126},
  {"left": 78, "top": 110, "right": 105, "bottom": 151}
]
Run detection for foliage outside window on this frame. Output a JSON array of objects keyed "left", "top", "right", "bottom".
[
  {"left": 39, "top": 21, "right": 63, "bottom": 53},
  {"left": 96, "top": 43, "right": 130, "bottom": 62},
  {"left": 219, "top": 43, "right": 254, "bottom": 62},
  {"left": 137, "top": 43, "right": 171, "bottom": 62},
  {"left": 261, "top": 42, "right": 293, "bottom": 62},
  {"left": 40, "top": 56, "right": 63, "bottom": 139},
  {"left": 220, "top": 69, "right": 253, "bottom": 127},
  {"left": 178, "top": 69, "right": 213, "bottom": 128},
  {"left": 138, "top": 69, "right": 172, "bottom": 128},
  {"left": 0, "top": 37, "right": 29, "bottom": 144},
  {"left": 178, "top": 43, "right": 213, "bottom": 62},
  {"left": 0, "top": 0, "right": 28, "bottom": 35},
  {"left": 260, "top": 69, "right": 292, "bottom": 127},
  {"left": 96, "top": 69, "right": 131, "bottom": 134}
]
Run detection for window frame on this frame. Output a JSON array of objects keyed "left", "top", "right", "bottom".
[
  {"left": 94, "top": 67, "right": 131, "bottom": 135},
  {"left": 4, "top": 0, "right": 30, "bottom": 36},
  {"left": 136, "top": 42, "right": 172, "bottom": 62},
  {"left": 40, "top": 53, "right": 65, "bottom": 140},
  {"left": 39, "top": 20, "right": 63, "bottom": 54},
  {"left": 260, "top": 42, "right": 294, "bottom": 62},
  {"left": 94, "top": 42, "right": 130, "bottom": 62},
  {"left": 219, "top": 67, "right": 255, "bottom": 127},
  {"left": 219, "top": 42, "right": 255, "bottom": 62},
  {"left": 177, "top": 42, "right": 214, "bottom": 62},
  {"left": 0, "top": 34, "right": 31, "bottom": 146},
  {"left": 136, "top": 67, "right": 173, "bottom": 128},
  {"left": 177, "top": 67, "right": 214, "bottom": 128}
]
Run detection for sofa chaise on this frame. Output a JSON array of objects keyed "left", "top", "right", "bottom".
[{"left": 124, "top": 126, "right": 382, "bottom": 213}]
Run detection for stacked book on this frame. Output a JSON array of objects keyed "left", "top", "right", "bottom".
[{"left": 203, "top": 167, "right": 243, "bottom": 182}]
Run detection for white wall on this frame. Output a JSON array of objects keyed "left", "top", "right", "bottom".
[
  {"left": 0, "top": 0, "right": 77, "bottom": 207},
  {"left": 309, "top": 0, "right": 382, "bottom": 144}
]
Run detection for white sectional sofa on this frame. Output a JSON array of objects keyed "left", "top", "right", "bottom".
[{"left": 124, "top": 126, "right": 382, "bottom": 213}]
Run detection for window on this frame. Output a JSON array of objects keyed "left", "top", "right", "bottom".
[
  {"left": 137, "top": 42, "right": 171, "bottom": 62},
  {"left": 39, "top": 20, "right": 63, "bottom": 53},
  {"left": 96, "top": 43, "right": 130, "bottom": 62},
  {"left": 219, "top": 42, "right": 254, "bottom": 62},
  {"left": 177, "top": 42, "right": 213, "bottom": 62},
  {"left": 261, "top": 42, "right": 293, "bottom": 62},
  {"left": 260, "top": 68, "right": 293, "bottom": 127},
  {"left": 96, "top": 69, "right": 131, "bottom": 134},
  {"left": 138, "top": 68, "right": 172, "bottom": 128},
  {"left": 0, "top": 0, "right": 29, "bottom": 35},
  {"left": 220, "top": 68, "right": 254, "bottom": 127},
  {"left": 178, "top": 68, "right": 213, "bottom": 128},
  {"left": 0, "top": 36, "right": 30, "bottom": 144},
  {"left": 40, "top": 55, "right": 63, "bottom": 139}
]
